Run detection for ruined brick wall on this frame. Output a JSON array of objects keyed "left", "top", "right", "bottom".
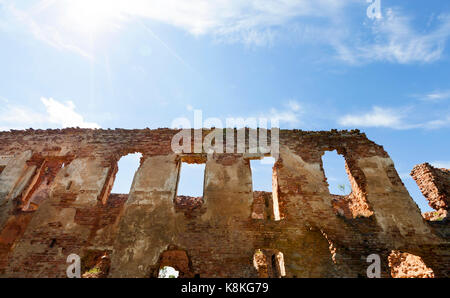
[
  {"left": 0, "top": 128, "right": 448, "bottom": 278},
  {"left": 388, "top": 250, "right": 435, "bottom": 278},
  {"left": 411, "top": 163, "right": 449, "bottom": 217}
]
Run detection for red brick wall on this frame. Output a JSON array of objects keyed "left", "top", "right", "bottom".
[{"left": 0, "top": 128, "right": 448, "bottom": 278}]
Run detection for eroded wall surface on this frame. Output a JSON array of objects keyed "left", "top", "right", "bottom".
[{"left": 0, "top": 128, "right": 448, "bottom": 278}]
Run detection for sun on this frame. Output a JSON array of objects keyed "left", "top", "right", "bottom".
[{"left": 64, "top": 0, "right": 125, "bottom": 35}]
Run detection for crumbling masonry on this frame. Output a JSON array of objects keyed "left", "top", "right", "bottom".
[{"left": 0, "top": 128, "right": 448, "bottom": 278}]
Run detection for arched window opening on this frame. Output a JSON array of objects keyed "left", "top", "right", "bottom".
[
  {"left": 388, "top": 250, "right": 434, "bottom": 278},
  {"left": 250, "top": 157, "right": 280, "bottom": 220},
  {"left": 153, "top": 246, "right": 194, "bottom": 278},
  {"left": 322, "top": 150, "right": 373, "bottom": 219},
  {"left": 110, "top": 153, "right": 142, "bottom": 194},
  {"left": 158, "top": 266, "right": 179, "bottom": 278},
  {"left": 253, "top": 249, "right": 286, "bottom": 278}
]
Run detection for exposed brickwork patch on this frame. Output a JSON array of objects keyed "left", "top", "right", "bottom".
[{"left": 411, "top": 163, "right": 449, "bottom": 213}]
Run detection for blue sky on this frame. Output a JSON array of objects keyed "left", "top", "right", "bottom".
[{"left": 1, "top": 0, "right": 449, "bottom": 212}]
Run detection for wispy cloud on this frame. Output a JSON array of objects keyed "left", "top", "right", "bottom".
[
  {"left": 121, "top": 0, "right": 352, "bottom": 38},
  {"left": 425, "top": 115, "right": 450, "bottom": 129},
  {"left": 3, "top": 0, "right": 352, "bottom": 53},
  {"left": 431, "top": 161, "right": 450, "bottom": 169},
  {"left": 336, "top": 9, "right": 450, "bottom": 64},
  {"left": 338, "top": 106, "right": 450, "bottom": 130},
  {"left": 287, "top": 100, "right": 302, "bottom": 112},
  {"left": 0, "top": 97, "right": 100, "bottom": 131},
  {"left": 420, "top": 90, "right": 450, "bottom": 102},
  {"left": 5, "top": 3, "right": 94, "bottom": 59},
  {"left": 259, "top": 100, "right": 304, "bottom": 126},
  {"left": 3, "top": 1, "right": 450, "bottom": 65}
]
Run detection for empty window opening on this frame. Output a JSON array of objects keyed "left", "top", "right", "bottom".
[
  {"left": 253, "top": 249, "right": 286, "bottom": 278},
  {"left": 251, "top": 157, "right": 275, "bottom": 192},
  {"left": 110, "top": 153, "right": 142, "bottom": 194},
  {"left": 158, "top": 266, "right": 179, "bottom": 278},
  {"left": 177, "top": 162, "right": 205, "bottom": 197},
  {"left": 388, "top": 251, "right": 434, "bottom": 278},
  {"left": 81, "top": 250, "right": 111, "bottom": 278},
  {"left": 175, "top": 161, "right": 206, "bottom": 218},
  {"left": 250, "top": 157, "right": 280, "bottom": 220},
  {"left": 322, "top": 151, "right": 351, "bottom": 196},
  {"left": 322, "top": 150, "right": 373, "bottom": 219},
  {"left": 274, "top": 252, "right": 285, "bottom": 277},
  {"left": 153, "top": 246, "right": 193, "bottom": 278}
]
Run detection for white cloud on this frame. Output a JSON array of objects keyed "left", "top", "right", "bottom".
[
  {"left": 260, "top": 100, "right": 304, "bottom": 126},
  {"left": 0, "top": 97, "right": 100, "bottom": 131},
  {"left": 431, "top": 161, "right": 450, "bottom": 169},
  {"left": 338, "top": 106, "right": 406, "bottom": 128},
  {"left": 0, "top": 105, "right": 47, "bottom": 126},
  {"left": 40, "top": 97, "right": 100, "bottom": 128},
  {"left": 266, "top": 108, "right": 300, "bottom": 125}
]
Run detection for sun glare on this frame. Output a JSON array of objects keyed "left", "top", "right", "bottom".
[{"left": 64, "top": 0, "right": 125, "bottom": 34}]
